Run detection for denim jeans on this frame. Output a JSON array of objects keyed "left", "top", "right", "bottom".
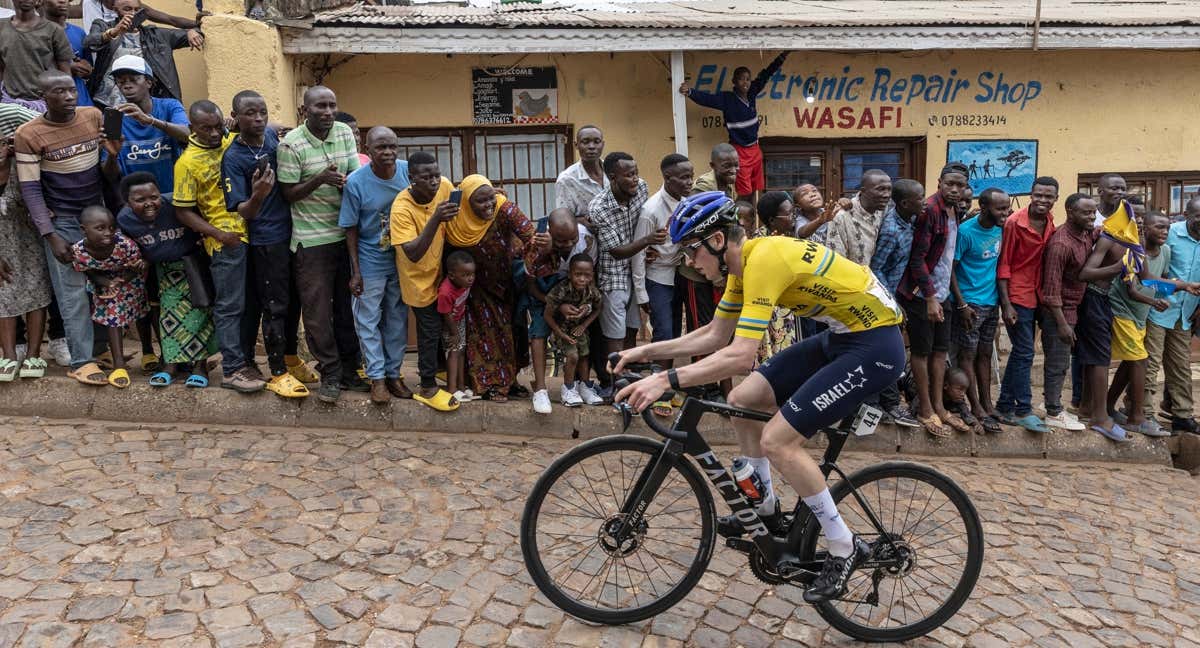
[
  {"left": 352, "top": 274, "right": 408, "bottom": 380},
  {"left": 42, "top": 219, "right": 94, "bottom": 370},
  {"left": 209, "top": 243, "right": 248, "bottom": 377},
  {"left": 645, "top": 279, "right": 681, "bottom": 343},
  {"left": 1040, "top": 310, "right": 1072, "bottom": 416},
  {"left": 997, "top": 304, "right": 1037, "bottom": 416}
]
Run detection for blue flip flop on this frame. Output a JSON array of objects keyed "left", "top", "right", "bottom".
[
  {"left": 1014, "top": 414, "right": 1049, "bottom": 434},
  {"left": 185, "top": 374, "right": 209, "bottom": 388},
  {"left": 149, "top": 372, "right": 173, "bottom": 387},
  {"left": 1091, "top": 423, "right": 1129, "bottom": 443}
]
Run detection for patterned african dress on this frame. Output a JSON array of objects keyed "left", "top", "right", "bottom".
[
  {"left": 0, "top": 169, "right": 52, "bottom": 318},
  {"left": 155, "top": 260, "right": 217, "bottom": 363},
  {"left": 71, "top": 232, "right": 149, "bottom": 327},
  {"left": 449, "top": 201, "right": 536, "bottom": 395},
  {"left": 752, "top": 226, "right": 800, "bottom": 364}
]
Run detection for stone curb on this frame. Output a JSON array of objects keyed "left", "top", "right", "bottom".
[{"left": 0, "top": 377, "right": 1173, "bottom": 465}]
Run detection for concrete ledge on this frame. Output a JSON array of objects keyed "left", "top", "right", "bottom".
[{"left": 0, "top": 377, "right": 1173, "bottom": 465}]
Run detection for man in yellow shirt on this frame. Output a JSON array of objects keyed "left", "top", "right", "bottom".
[
  {"left": 390, "top": 151, "right": 458, "bottom": 411},
  {"left": 173, "top": 100, "right": 260, "bottom": 392},
  {"left": 614, "top": 194, "right": 906, "bottom": 604}
]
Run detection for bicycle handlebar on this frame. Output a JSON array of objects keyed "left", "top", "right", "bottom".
[{"left": 607, "top": 353, "right": 684, "bottom": 441}]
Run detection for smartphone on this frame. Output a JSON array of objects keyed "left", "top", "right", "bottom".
[
  {"left": 128, "top": 9, "right": 148, "bottom": 30},
  {"left": 448, "top": 189, "right": 462, "bottom": 205},
  {"left": 102, "top": 107, "right": 123, "bottom": 140},
  {"left": 255, "top": 156, "right": 270, "bottom": 176},
  {"left": 536, "top": 218, "right": 548, "bottom": 234}
]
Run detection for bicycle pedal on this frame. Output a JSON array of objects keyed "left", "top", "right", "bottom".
[{"left": 725, "top": 538, "right": 754, "bottom": 554}]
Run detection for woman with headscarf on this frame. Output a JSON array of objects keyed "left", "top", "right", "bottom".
[
  {"left": 753, "top": 191, "right": 800, "bottom": 363},
  {"left": 444, "top": 175, "right": 537, "bottom": 401}
]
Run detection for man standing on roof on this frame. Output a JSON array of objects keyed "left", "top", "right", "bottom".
[{"left": 679, "top": 52, "right": 788, "bottom": 202}]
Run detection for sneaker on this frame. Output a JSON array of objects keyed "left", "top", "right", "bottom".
[
  {"left": 221, "top": 368, "right": 266, "bottom": 394},
  {"left": 48, "top": 338, "right": 70, "bottom": 367},
  {"left": 717, "top": 497, "right": 787, "bottom": 538},
  {"left": 1171, "top": 417, "right": 1198, "bottom": 434},
  {"left": 317, "top": 381, "right": 341, "bottom": 404},
  {"left": 596, "top": 383, "right": 614, "bottom": 403},
  {"left": 577, "top": 381, "right": 604, "bottom": 406},
  {"left": 561, "top": 384, "right": 584, "bottom": 408},
  {"left": 1135, "top": 419, "right": 1170, "bottom": 437},
  {"left": 532, "top": 389, "right": 552, "bottom": 414},
  {"left": 1045, "top": 411, "right": 1086, "bottom": 431},
  {"left": 242, "top": 364, "right": 265, "bottom": 382},
  {"left": 887, "top": 406, "right": 920, "bottom": 429},
  {"left": 14, "top": 344, "right": 26, "bottom": 365},
  {"left": 803, "top": 536, "right": 872, "bottom": 603},
  {"left": 340, "top": 374, "right": 371, "bottom": 393}
]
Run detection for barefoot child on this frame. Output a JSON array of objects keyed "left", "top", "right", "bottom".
[
  {"left": 71, "top": 206, "right": 149, "bottom": 388},
  {"left": 437, "top": 251, "right": 475, "bottom": 403},
  {"left": 544, "top": 254, "right": 603, "bottom": 407}
]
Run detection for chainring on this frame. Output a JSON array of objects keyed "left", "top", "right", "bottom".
[{"left": 748, "top": 548, "right": 786, "bottom": 585}]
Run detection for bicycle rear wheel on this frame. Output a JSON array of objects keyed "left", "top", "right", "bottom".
[
  {"left": 520, "top": 435, "right": 716, "bottom": 625},
  {"left": 797, "top": 461, "right": 984, "bottom": 642}
]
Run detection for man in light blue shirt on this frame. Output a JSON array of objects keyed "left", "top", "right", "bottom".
[
  {"left": 1144, "top": 197, "right": 1200, "bottom": 433},
  {"left": 339, "top": 126, "right": 412, "bottom": 403}
]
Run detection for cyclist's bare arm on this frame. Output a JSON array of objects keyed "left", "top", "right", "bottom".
[
  {"left": 670, "top": 335, "right": 758, "bottom": 388},
  {"left": 612, "top": 317, "right": 735, "bottom": 373}
]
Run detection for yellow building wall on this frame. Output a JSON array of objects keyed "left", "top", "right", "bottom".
[
  {"left": 262, "top": 48, "right": 1198, "bottom": 210},
  {"left": 149, "top": 0, "right": 207, "bottom": 104}
]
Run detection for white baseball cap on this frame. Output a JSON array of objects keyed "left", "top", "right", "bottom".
[{"left": 110, "top": 55, "right": 154, "bottom": 78}]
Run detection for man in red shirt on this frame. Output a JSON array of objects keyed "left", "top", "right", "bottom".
[{"left": 995, "top": 177, "right": 1059, "bottom": 432}]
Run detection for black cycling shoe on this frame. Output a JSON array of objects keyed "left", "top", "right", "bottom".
[
  {"left": 717, "top": 499, "right": 787, "bottom": 538},
  {"left": 803, "top": 536, "right": 871, "bottom": 603}
]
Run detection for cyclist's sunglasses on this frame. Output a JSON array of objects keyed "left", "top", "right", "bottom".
[{"left": 681, "top": 234, "right": 718, "bottom": 259}]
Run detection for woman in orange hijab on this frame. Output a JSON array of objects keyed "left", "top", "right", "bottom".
[{"left": 445, "top": 175, "right": 538, "bottom": 401}]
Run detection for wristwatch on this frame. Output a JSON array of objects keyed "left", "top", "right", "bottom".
[{"left": 667, "top": 368, "right": 681, "bottom": 391}]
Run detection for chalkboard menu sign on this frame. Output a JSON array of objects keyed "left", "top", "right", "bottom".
[{"left": 472, "top": 67, "right": 559, "bottom": 125}]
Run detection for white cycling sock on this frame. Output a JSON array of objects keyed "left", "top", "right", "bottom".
[{"left": 803, "top": 489, "right": 853, "bottom": 558}]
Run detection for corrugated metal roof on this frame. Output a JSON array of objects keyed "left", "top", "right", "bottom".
[{"left": 311, "top": 0, "right": 1200, "bottom": 29}]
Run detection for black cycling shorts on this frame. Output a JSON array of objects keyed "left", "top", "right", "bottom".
[{"left": 756, "top": 325, "right": 906, "bottom": 437}]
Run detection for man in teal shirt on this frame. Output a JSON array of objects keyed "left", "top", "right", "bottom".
[{"left": 1145, "top": 197, "right": 1200, "bottom": 433}]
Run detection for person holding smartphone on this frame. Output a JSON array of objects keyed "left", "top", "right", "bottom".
[
  {"left": 84, "top": 0, "right": 204, "bottom": 109},
  {"left": 99, "top": 55, "right": 188, "bottom": 196}
]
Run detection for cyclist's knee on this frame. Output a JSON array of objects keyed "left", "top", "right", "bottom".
[
  {"left": 728, "top": 375, "right": 775, "bottom": 412},
  {"left": 760, "top": 417, "right": 810, "bottom": 458}
]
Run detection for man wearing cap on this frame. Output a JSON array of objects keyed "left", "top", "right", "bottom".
[{"left": 100, "top": 55, "right": 187, "bottom": 192}]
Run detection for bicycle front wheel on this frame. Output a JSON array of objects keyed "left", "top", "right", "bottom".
[
  {"left": 520, "top": 435, "right": 716, "bottom": 625},
  {"left": 797, "top": 461, "right": 984, "bottom": 642}
]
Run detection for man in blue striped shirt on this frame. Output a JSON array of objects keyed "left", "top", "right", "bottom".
[{"left": 680, "top": 52, "right": 788, "bottom": 201}]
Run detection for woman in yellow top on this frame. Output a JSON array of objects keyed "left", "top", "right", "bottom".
[{"left": 613, "top": 193, "right": 905, "bottom": 605}]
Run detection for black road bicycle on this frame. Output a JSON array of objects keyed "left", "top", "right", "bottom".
[{"left": 520, "top": 358, "right": 984, "bottom": 642}]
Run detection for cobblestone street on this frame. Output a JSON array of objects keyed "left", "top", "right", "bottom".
[{"left": 0, "top": 415, "right": 1197, "bottom": 648}]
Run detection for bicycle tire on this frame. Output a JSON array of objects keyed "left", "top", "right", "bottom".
[
  {"left": 796, "top": 461, "right": 984, "bottom": 642},
  {"left": 520, "top": 435, "right": 716, "bottom": 625}
]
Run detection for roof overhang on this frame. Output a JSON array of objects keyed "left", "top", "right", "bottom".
[{"left": 280, "top": 24, "right": 1200, "bottom": 54}]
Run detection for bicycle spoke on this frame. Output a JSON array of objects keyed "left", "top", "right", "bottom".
[{"left": 599, "top": 454, "right": 622, "bottom": 511}]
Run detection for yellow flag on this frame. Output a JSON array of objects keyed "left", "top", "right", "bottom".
[{"left": 1100, "top": 199, "right": 1144, "bottom": 283}]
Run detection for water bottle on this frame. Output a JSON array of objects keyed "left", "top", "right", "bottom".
[{"left": 731, "top": 458, "right": 763, "bottom": 504}]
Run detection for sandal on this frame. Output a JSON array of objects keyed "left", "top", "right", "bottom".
[
  {"left": 266, "top": 373, "right": 309, "bottom": 399},
  {"left": 68, "top": 362, "right": 107, "bottom": 386},
  {"left": 486, "top": 390, "right": 508, "bottom": 403},
  {"left": 149, "top": 371, "right": 173, "bottom": 387},
  {"left": 918, "top": 414, "right": 951, "bottom": 438},
  {"left": 508, "top": 383, "right": 531, "bottom": 399},
  {"left": 413, "top": 388, "right": 459, "bottom": 412},
  {"left": 94, "top": 350, "right": 134, "bottom": 371},
  {"left": 941, "top": 412, "right": 973, "bottom": 434},
  {"left": 285, "top": 356, "right": 320, "bottom": 384},
  {"left": 1091, "top": 423, "right": 1130, "bottom": 443},
  {"left": 19, "top": 357, "right": 47, "bottom": 379},
  {"left": 981, "top": 415, "right": 1003, "bottom": 434},
  {"left": 107, "top": 367, "right": 131, "bottom": 389},
  {"left": 140, "top": 353, "right": 161, "bottom": 373},
  {"left": 651, "top": 400, "right": 673, "bottom": 418},
  {"left": 185, "top": 374, "right": 209, "bottom": 388},
  {"left": 0, "top": 358, "right": 16, "bottom": 383}
]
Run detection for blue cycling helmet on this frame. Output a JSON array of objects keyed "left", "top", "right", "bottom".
[{"left": 668, "top": 191, "right": 738, "bottom": 244}]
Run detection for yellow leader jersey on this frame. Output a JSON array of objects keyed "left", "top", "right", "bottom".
[{"left": 715, "top": 236, "right": 904, "bottom": 340}]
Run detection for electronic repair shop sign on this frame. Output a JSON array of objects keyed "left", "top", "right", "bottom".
[{"left": 472, "top": 67, "right": 559, "bottom": 125}]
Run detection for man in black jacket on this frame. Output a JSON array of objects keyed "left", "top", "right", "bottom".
[{"left": 84, "top": 0, "right": 203, "bottom": 108}]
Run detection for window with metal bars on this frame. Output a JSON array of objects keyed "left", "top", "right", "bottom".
[
  {"left": 384, "top": 125, "right": 573, "bottom": 219},
  {"left": 1078, "top": 171, "right": 1200, "bottom": 221}
]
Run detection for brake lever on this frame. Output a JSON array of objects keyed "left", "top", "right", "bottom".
[{"left": 613, "top": 378, "right": 634, "bottom": 431}]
